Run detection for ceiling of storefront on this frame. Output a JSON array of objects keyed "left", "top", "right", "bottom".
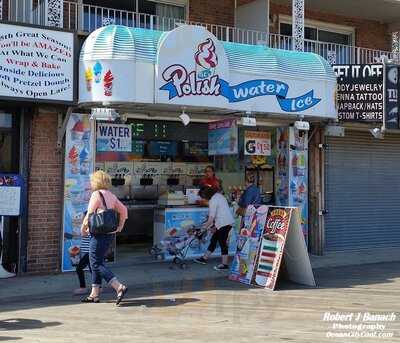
[{"left": 271, "top": 0, "right": 400, "bottom": 25}]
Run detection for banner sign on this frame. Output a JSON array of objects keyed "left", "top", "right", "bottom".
[
  {"left": 97, "top": 123, "right": 132, "bottom": 152},
  {"left": 385, "top": 64, "right": 399, "bottom": 129},
  {"left": 208, "top": 118, "right": 238, "bottom": 155},
  {"left": 333, "top": 64, "right": 384, "bottom": 122},
  {"left": 230, "top": 206, "right": 315, "bottom": 290},
  {"left": 155, "top": 25, "right": 335, "bottom": 118},
  {"left": 0, "top": 174, "right": 23, "bottom": 216},
  {"left": 244, "top": 131, "right": 271, "bottom": 156},
  {"left": 155, "top": 207, "right": 238, "bottom": 260},
  {"left": 0, "top": 23, "right": 74, "bottom": 103}
]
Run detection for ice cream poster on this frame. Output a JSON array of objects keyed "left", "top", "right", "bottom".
[
  {"left": 62, "top": 113, "right": 94, "bottom": 272},
  {"left": 161, "top": 208, "right": 238, "bottom": 260},
  {"left": 208, "top": 118, "right": 238, "bottom": 155},
  {"left": 97, "top": 123, "right": 132, "bottom": 152},
  {"left": 288, "top": 127, "right": 308, "bottom": 241}
]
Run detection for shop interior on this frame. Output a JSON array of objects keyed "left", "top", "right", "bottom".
[{"left": 94, "top": 113, "right": 278, "bottom": 265}]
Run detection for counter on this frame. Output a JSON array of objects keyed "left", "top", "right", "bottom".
[{"left": 154, "top": 205, "right": 239, "bottom": 260}]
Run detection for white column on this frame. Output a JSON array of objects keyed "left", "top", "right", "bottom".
[
  {"left": 292, "top": 0, "right": 304, "bottom": 52},
  {"left": 392, "top": 31, "right": 400, "bottom": 62},
  {"left": 46, "top": 0, "right": 64, "bottom": 28}
]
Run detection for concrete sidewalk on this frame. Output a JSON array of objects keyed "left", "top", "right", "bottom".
[
  {"left": 2, "top": 261, "right": 400, "bottom": 342},
  {"left": 1, "top": 247, "right": 400, "bottom": 302}
]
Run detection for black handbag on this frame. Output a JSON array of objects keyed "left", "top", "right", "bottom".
[{"left": 88, "top": 191, "right": 119, "bottom": 235}]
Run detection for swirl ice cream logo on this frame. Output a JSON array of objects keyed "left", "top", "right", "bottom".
[
  {"left": 160, "top": 38, "right": 221, "bottom": 99},
  {"left": 195, "top": 38, "right": 218, "bottom": 79}
]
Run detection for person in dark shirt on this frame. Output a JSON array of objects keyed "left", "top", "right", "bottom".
[{"left": 236, "top": 173, "right": 261, "bottom": 216}]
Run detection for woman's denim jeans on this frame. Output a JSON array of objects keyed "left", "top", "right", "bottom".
[{"left": 89, "top": 234, "right": 115, "bottom": 286}]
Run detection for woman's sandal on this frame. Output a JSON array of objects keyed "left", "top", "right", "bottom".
[
  {"left": 116, "top": 285, "right": 128, "bottom": 306},
  {"left": 81, "top": 296, "right": 100, "bottom": 303}
]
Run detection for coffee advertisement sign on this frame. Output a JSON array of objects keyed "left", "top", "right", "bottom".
[{"left": 333, "top": 64, "right": 383, "bottom": 122}]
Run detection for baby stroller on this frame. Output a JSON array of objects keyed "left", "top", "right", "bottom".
[{"left": 150, "top": 225, "right": 209, "bottom": 269}]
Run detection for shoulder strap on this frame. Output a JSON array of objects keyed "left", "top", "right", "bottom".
[{"left": 97, "top": 191, "right": 108, "bottom": 210}]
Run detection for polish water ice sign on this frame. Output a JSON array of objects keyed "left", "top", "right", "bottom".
[
  {"left": 0, "top": 23, "right": 74, "bottom": 102},
  {"left": 97, "top": 123, "right": 132, "bottom": 152}
]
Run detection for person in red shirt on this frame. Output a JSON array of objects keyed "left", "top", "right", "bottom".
[{"left": 200, "top": 165, "right": 221, "bottom": 192}]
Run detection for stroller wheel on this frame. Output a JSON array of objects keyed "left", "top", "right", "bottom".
[
  {"left": 149, "top": 246, "right": 158, "bottom": 255},
  {"left": 173, "top": 257, "right": 182, "bottom": 265}
]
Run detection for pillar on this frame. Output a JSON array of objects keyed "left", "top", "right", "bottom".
[
  {"left": 292, "top": 0, "right": 304, "bottom": 52},
  {"left": 46, "top": 0, "right": 63, "bottom": 28}
]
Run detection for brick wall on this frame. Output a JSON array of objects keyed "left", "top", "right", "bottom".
[
  {"left": 269, "top": 2, "right": 391, "bottom": 51},
  {"left": 189, "top": 0, "right": 235, "bottom": 27},
  {"left": 27, "top": 109, "right": 63, "bottom": 274}
]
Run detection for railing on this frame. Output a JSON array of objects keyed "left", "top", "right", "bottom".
[{"left": 8, "top": 1, "right": 396, "bottom": 65}]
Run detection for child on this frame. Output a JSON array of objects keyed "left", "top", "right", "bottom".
[
  {"left": 194, "top": 186, "right": 235, "bottom": 271},
  {"left": 73, "top": 232, "right": 91, "bottom": 295}
]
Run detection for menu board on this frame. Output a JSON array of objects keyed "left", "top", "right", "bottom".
[
  {"left": 148, "top": 141, "right": 177, "bottom": 157},
  {"left": 333, "top": 64, "right": 384, "bottom": 122}
]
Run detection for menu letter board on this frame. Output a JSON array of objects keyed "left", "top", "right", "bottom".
[{"left": 333, "top": 64, "right": 384, "bottom": 122}]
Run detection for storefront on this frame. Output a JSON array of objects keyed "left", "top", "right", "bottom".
[
  {"left": 0, "top": 22, "right": 76, "bottom": 275},
  {"left": 323, "top": 63, "right": 400, "bottom": 252},
  {"left": 62, "top": 24, "right": 336, "bottom": 271}
]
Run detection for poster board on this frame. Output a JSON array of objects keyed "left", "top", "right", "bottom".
[
  {"left": 230, "top": 206, "right": 315, "bottom": 290},
  {"left": 244, "top": 131, "right": 271, "bottom": 156},
  {"left": 208, "top": 118, "right": 238, "bottom": 155},
  {"left": 0, "top": 174, "right": 23, "bottom": 216}
]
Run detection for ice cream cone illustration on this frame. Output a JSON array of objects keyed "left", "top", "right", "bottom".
[
  {"left": 85, "top": 67, "right": 93, "bottom": 91},
  {"left": 68, "top": 146, "right": 79, "bottom": 174},
  {"left": 93, "top": 61, "right": 103, "bottom": 83},
  {"left": 79, "top": 147, "right": 90, "bottom": 175},
  {"left": 103, "top": 70, "right": 114, "bottom": 97},
  {"left": 71, "top": 120, "right": 84, "bottom": 141},
  {"left": 195, "top": 38, "right": 218, "bottom": 80}
]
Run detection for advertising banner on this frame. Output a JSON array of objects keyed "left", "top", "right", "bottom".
[
  {"left": 385, "top": 64, "right": 399, "bottom": 129},
  {"left": 155, "top": 25, "right": 335, "bottom": 118},
  {"left": 62, "top": 114, "right": 115, "bottom": 272},
  {"left": 230, "top": 206, "right": 315, "bottom": 290},
  {"left": 97, "top": 123, "right": 132, "bottom": 152},
  {"left": 333, "top": 64, "right": 384, "bottom": 122},
  {"left": 229, "top": 205, "right": 268, "bottom": 285},
  {"left": 244, "top": 131, "right": 271, "bottom": 156},
  {"left": 157, "top": 207, "right": 238, "bottom": 260},
  {"left": 0, "top": 23, "right": 74, "bottom": 103},
  {"left": 288, "top": 127, "right": 308, "bottom": 240},
  {"left": 0, "top": 174, "right": 23, "bottom": 216},
  {"left": 208, "top": 118, "right": 238, "bottom": 155}
]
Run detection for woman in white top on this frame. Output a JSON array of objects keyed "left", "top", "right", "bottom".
[{"left": 194, "top": 186, "right": 235, "bottom": 270}]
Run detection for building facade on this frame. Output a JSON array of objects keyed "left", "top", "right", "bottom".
[{"left": 1, "top": 0, "right": 399, "bottom": 274}]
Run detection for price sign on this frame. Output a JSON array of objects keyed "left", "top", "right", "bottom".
[
  {"left": 97, "top": 123, "right": 132, "bottom": 152},
  {"left": 244, "top": 131, "right": 271, "bottom": 156}
]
